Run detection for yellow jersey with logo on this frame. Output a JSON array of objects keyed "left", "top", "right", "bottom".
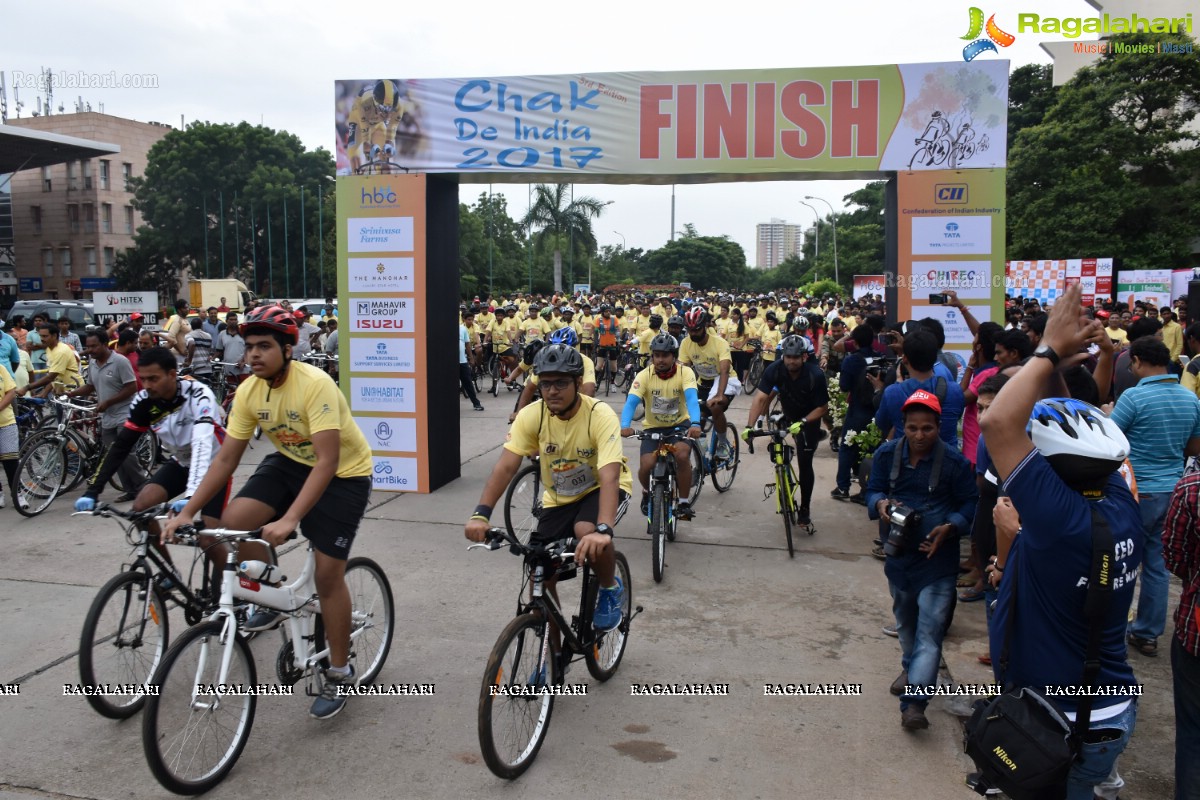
[
  {"left": 227, "top": 361, "right": 372, "bottom": 478},
  {"left": 761, "top": 327, "right": 781, "bottom": 361},
  {"left": 637, "top": 328, "right": 657, "bottom": 356},
  {"left": 629, "top": 366, "right": 697, "bottom": 429},
  {"left": 504, "top": 395, "right": 633, "bottom": 508},
  {"left": 679, "top": 334, "right": 732, "bottom": 384},
  {"left": 620, "top": 312, "right": 638, "bottom": 335},
  {"left": 577, "top": 314, "right": 596, "bottom": 343},
  {"left": 475, "top": 311, "right": 494, "bottom": 331},
  {"left": 636, "top": 313, "right": 652, "bottom": 335},
  {"left": 489, "top": 317, "right": 519, "bottom": 349},
  {"left": 522, "top": 317, "right": 551, "bottom": 342}
]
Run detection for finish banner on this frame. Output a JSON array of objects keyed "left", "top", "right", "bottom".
[{"left": 335, "top": 61, "right": 1008, "bottom": 181}]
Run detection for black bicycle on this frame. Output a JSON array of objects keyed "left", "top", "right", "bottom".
[
  {"left": 631, "top": 429, "right": 699, "bottom": 583},
  {"left": 471, "top": 527, "right": 639, "bottom": 779},
  {"left": 75, "top": 503, "right": 221, "bottom": 719}
]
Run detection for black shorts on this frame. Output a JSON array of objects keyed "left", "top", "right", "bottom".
[
  {"left": 596, "top": 345, "right": 619, "bottom": 360},
  {"left": 639, "top": 425, "right": 691, "bottom": 457},
  {"left": 235, "top": 453, "right": 372, "bottom": 560},
  {"left": 495, "top": 346, "right": 514, "bottom": 358},
  {"left": 533, "top": 488, "right": 629, "bottom": 545},
  {"left": 149, "top": 460, "right": 229, "bottom": 520}
]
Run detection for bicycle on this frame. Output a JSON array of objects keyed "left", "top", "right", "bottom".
[
  {"left": 742, "top": 339, "right": 765, "bottom": 395},
  {"left": 14, "top": 396, "right": 157, "bottom": 517},
  {"left": 140, "top": 524, "right": 395, "bottom": 794},
  {"left": 693, "top": 400, "right": 740, "bottom": 498},
  {"left": 75, "top": 503, "right": 224, "bottom": 720},
  {"left": 470, "top": 526, "right": 639, "bottom": 779},
  {"left": 503, "top": 456, "right": 542, "bottom": 546},
  {"left": 745, "top": 414, "right": 817, "bottom": 558},
  {"left": 630, "top": 429, "right": 699, "bottom": 583}
]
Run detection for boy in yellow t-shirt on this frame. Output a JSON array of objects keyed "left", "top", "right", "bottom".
[{"left": 760, "top": 313, "right": 782, "bottom": 362}]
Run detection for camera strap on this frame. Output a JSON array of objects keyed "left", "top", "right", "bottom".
[
  {"left": 998, "top": 503, "right": 1115, "bottom": 747},
  {"left": 888, "top": 437, "right": 945, "bottom": 497}
]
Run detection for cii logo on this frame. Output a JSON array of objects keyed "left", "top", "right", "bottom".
[
  {"left": 935, "top": 184, "right": 968, "bottom": 204},
  {"left": 961, "top": 7, "right": 1015, "bottom": 61}
]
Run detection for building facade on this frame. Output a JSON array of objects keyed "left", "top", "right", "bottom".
[
  {"left": 6, "top": 113, "right": 171, "bottom": 299},
  {"left": 755, "top": 218, "right": 802, "bottom": 270}
]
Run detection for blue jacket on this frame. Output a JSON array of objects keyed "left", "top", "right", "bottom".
[{"left": 0, "top": 331, "right": 18, "bottom": 379}]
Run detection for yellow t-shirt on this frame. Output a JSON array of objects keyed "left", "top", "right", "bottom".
[
  {"left": 0, "top": 367, "right": 16, "bottom": 428},
  {"left": 504, "top": 395, "right": 633, "bottom": 509},
  {"left": 1106, "top": 326, "right": 1128, "bottom": 346},
  {"left": 761, "top": 327, "right": 782, "bottom": 361},
  {"left": 746, "top": 317, "right": 767, "bottom": 339},
  {"left": 46, "top": 342, "right": 83, "bottom": 392},
  {"left": 577, "top": 314, "right": 596, "bottom": 344},
  {"left": 489, "top": 318, "right": 519, "bottom": 349},
  {"left": 619, "top": 313, "right": 638, "bottom": 335},
  {"left": 163, "top": 314, "right": 188, "bottom": 355},
  {"left": 637, "top": 328, "right": 657, "bottom": 356},
  {"left": 679, "top": 333, "right": 732, "bottom": 384},
  {"left": 636, "top": 314, "right": 652, "bottom": 335},
  {"left": 227, "top": 361, "right": 372, "bottom": 478},
  {"left": 629, "top": 365, "right": 698, "bottom": 429},
  {"left": 521, "top": 317, "right": 552, "bottom": 342},
  {"left": 475, "top": 311, "right": 494, "bottom": 331}
]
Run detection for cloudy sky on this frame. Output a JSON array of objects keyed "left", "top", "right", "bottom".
[{"left": 3, "top": 0, "right": 1121, "bottom": 263}]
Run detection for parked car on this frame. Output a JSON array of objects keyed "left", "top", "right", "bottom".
[{"left": 4, "top": 300, "right": 97, "bottom": 331}]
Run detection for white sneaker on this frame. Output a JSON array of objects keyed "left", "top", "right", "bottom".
[{"left": 0, "top": 492, "right": 5, "bottom": 508}]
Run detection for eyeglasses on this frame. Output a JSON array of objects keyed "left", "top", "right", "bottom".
[{"left": 539, "top": 378, "right": 574, "bottom": 391}]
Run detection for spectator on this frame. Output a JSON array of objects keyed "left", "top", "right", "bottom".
[
  {"left": 1113, "top": 316, "right": 1163, "bottom": 400},
  {"left": 459, "top": 311, "right": 484, "bottom": 411},
  {"left": 114, "top": 329, "right": 141, "bottom": 390},
  {"left": 831, "top": 324, "right": 877, "bottom": 502},
  {"left": 8, "top": 315, "right": 28, "bottom": 349},
  {"left": 68, "top": 330, "right": 141, "bottom": 500},
  {"left": 184, "top": 317, "right": 214, "bottom": 381},
  {"left": 981, "top": 283, "right": 1142, "bottom": 799},
  {"left": 1161, "top": 308, "right": 1184, "bottom": 364},
  {"left": 0, "top": 321, "right": 19, "bottom": 380},
  {"left": 1164, "top": 456, "right": 1200, "bottom": 799},
  {"left": 202, "top": 307, "right": 225, "bottom": 341},
  {"left": 214, "top": 311, "right": 249, "bottom": 386},
  {"left": 866, "top": 389, "right": 977, "bottom": 730},
  {"left": 1183, "top": 323, "right": 1200, "bottom": 400},
  {"left": 56, "top": 317, "right": 82, "bottom": 354},
  {"left": 873, "top": 328, "right": 965, "bottom": 446},
  {"left": 960, "top": 321, "right": 1003, "bottom": 466},
  {"left": 1109, "top": 336, "right": 1200, "bottom": 658}
]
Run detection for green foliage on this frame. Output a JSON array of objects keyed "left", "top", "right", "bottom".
[
  {"left": 129, "top": 122, "right": 335, "bottom": 299},
  {"left": 1008, "top": 31, "right": 1200, "bottom": 269},
  {"left": 801, "top": 279, "right": 843, "bottom": 299},
  {"left": 796, "top": 182, "right": 886, "bottom": 290},
  {"left": 643, "top": 230, "right": 747, "bottom": 289},
  {"left": 111, "top": 246, "right": 181, "bottom": 300},
  {"left": 521, "top": 184, "right": 610, "bottom": 292},
  {"left": 459, "top": 192, "right": 530, "bottom": 296},
  {"left": 1007, "top": 64, "right": 1059, "bottom": 151}
]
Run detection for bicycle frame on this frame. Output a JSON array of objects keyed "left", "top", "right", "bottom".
[{"left": 766, "top": 438, "right": 798, "bottom": 515}]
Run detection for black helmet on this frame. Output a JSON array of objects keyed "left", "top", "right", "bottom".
[
  {"left": 533, "top": 343, "right": 584, "bottom": 376},
  {"left": 650, "top": 333, "right": 679, "bottom": 353},
  {"left": 522, "top": 338, "right": 546, "bottom": 366},
  {"left": 668, "top": 314, "right": 686, "bottom": 329},
  {"left": 599, "top": 303, "right": 612, "bottom": 312},
  {"left": 648, "top": 313, "right": 663, "bottom": 327},
  {"left": 765, "top": 311, "right": 778, "bottom": 322},
  {"left": 780, "top": 335, "right": 812, "bottom": 358}
]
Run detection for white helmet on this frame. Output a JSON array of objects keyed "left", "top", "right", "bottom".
[{"left": 1027, "top": 398, "right": 1129, "bottom": 488}]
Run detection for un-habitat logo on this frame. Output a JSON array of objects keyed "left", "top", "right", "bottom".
[{"left": 961, "top": 7, "right": 1016, "bottom": 61}]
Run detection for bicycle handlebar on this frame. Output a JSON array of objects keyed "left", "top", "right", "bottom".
[
  {"left": 72, "top": 502, "right": 169, "bottom": 524},
  {"left": 51, "top": 396, "right": 99, "bottom": 414},
  {"left": 467, "top": 527, "right": 576, "bottom": 561}
]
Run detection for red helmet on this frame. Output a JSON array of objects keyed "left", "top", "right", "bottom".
[
  {"left": 683, "top": 306, "right": 708, "bottom": 331},
  {"left": 241, "top": 304, "right": 299, "bottom": 344}
]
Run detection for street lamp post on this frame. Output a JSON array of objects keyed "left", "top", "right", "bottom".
[
  {"left": 613, "top": 230, "right": 626, "bottom": 250},
  {"left": 799, "top": 201, "right": 819, "bottom": 264},
  {"left": 804, "top": 195, "right": 839, "bottom": 286}
]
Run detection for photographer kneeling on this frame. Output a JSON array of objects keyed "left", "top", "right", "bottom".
[{"left": 866, "top": 389, "right": 978, "bottom": 731}]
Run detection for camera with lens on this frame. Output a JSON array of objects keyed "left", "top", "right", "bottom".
[
  {"left": 884, "top": 502, "right": 922, "bottom": 557},
  {"left": 864, "top": 355, "right": 897, "bottom": 379}
]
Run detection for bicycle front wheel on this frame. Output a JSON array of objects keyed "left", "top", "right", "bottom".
[
  {"left": 711, "top": 424, "right": 740, "bottom": 493},
  {"left": 686, "top": 437, "right": 704, "bottom": 506},
  {"left": 584, "top": 550, "right": 632, "bottom": 681},
  {"left": 142, "top": 621, "right": 256, "bottom": 795},
  {"left": 61, "top": 428, "right": 91, "bottom": 493},
  {"left": 504, "top": 463, "right": 542, "bottom": 546},
  {"left": 14, "top": 436, "right": 67, "bottom": 516},
  {"left": 778, "top": 467, "right": 795, "bottom": 558},
  {"left": 78, "top": 571, "right": 169, "bottom": 719},
  {"left": 344, "top": 557, "right": 395, "bottom": 685},
  {"left": 478, "top": 612, "right": 556, "bottom": 780},
  {"left": 651, "top": 483, "right": 668, "bottom": 583}
]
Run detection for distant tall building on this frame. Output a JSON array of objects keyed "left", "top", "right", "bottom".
[
  {"left": 756, "top": 218, "right": 802, "bottom": 270},
  {"left": 6, "top": 112, "right": 171, "bottom": 299}
]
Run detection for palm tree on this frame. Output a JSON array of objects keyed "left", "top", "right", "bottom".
[{"left": 521, "top": 184, "right": 609, "bottom": 292}]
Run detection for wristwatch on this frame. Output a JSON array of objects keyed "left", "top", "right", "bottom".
[
  {"left": 594, "top": 524, "right": 614, "bottom": 538},
  {"left": 1032, "top": 344, "right": 1060, "bottom": 367}
]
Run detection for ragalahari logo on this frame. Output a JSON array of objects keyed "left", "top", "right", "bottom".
[{"left": 961, "top": 7, "right": 1016, "bottom": 61}]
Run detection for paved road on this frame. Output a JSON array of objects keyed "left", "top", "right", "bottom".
[{"left": 0, "top": 385, "right": 1177, "bottom": 799}]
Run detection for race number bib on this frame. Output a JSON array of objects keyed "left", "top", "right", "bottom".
[
  {"left": 694, "top": 361, "right": 719, "bottom": 380},
  {"left": 650, "top": 395, "right": 680, "bottom": 419},
  {"left": 551, "top": 462, "right": 596, "bottom": 497}
]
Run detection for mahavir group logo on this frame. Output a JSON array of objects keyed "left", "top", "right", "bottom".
[{"left": 960, "top": 7, "right": 1016, "bottom": 61}]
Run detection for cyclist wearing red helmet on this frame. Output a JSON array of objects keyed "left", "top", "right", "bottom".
[
  {"left": 679, "top": 306, "right": 740, "bottom": 452},
  {"left": 163, "top": 304, "right": 375, "bottom": 720}
]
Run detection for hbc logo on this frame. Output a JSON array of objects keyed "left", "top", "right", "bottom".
[
  {"left": 935, "top": 184, "right": 968, "bottom": 204},
  {"left": 360, "top": 186, "right": 398, "bottom": 206}
]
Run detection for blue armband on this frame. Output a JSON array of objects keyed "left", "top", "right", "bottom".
[
  {"left": 684, "top": 387, "right": 701, "bottom": 424},
  {"left": 620, "top": 393, "right": 643, "bottom": 428}
]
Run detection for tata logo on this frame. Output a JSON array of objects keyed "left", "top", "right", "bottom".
[
  {"left": 376, "top": 342, "right": 387, "bottom": 353},
  {"left": 360, "top": 186, "right": 398, "bottom": 206},
  {"left": 935, "top": 184, "right": 968, "bottom": 204},
  {"left": 374, "top": 421, "right": 393, "bottom": 442},
  {"left": 944, "top": 223, "right": 961, "bottom": 239}
]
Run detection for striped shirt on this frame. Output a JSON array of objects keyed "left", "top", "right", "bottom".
[
  {"left": 1165, "top": 460, "right": 1200, "bottom": 657},
  {"left": 1109, "top": 374, "right": 1200, "bottom": 493}
]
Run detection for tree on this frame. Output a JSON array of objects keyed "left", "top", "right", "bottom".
[
  {"left": 521, "top": 184, "right": 609, "bottom": 292},
  {"left": 129, "top": 122, "right": 335, "bottom": 299},
  {"left": 644, "top": 230, "right": 747, "bottom": 289},
  {"left": 1006, "top": 64, "right": 1059, "bottom": 151},
  {"left": 1008, "top": 31, "right": 1200, "bottom": 268},
  {"left": 459, "top": 191, "right": 529, "bottom": 296},
  {"left": 111, "top": 246, "right": 182, "bottom": 302},
  {"left": 796, "top": 182, "right": 886, "bottom": 289}
]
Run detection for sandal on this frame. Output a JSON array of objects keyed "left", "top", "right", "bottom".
[
  {"left": 1127, "top": 634, "right": 1157, "bottom": 657},
  {"left": 958, "top": 585, "right": 986, "bottom": 603},
  {"left": 957, "top": 572, "right": 982, "bottom": 588}
]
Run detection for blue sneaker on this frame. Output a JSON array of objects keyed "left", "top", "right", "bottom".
[
  {"left": 593, "top": 577, "right": 625, "bottom": 632},
  {"left": 528, "top": 664, "right": 547, "bottom": 688}
]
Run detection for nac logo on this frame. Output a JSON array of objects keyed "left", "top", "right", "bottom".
[
  {"left": 961, "top": 8, "right": 1015, "bottom": 61},
  {"left": 944, "top": 222, "right": 961, "bottom": 239},
  {"left": 935, "top": 184, "right": 968, "bottom": 204},
  {"left": 374, "top": 421, "right": 393, "bottom": 442},
  {"left": 360, "top": 186, "right": 398, "bottom": 206}
]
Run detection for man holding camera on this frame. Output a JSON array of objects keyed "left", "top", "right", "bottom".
[{"left": 866, "top": 389, "right": 977, "bottom": 731}]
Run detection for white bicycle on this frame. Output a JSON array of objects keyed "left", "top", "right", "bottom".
[{"left": 141, "top": 527, "right": 395, "bottom": 795}]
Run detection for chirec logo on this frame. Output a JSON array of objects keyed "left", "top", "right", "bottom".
[{"left": 935, "top": 184, "right": 968, "bottom": 204}]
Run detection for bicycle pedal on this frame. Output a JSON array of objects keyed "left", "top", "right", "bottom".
[{"left": 762, "top": 483, "right": 776, "bottom": 501}]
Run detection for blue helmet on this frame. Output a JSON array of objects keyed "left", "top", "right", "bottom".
[{"left": 549, "top": 326, "right": 579, "bottom": 347}]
